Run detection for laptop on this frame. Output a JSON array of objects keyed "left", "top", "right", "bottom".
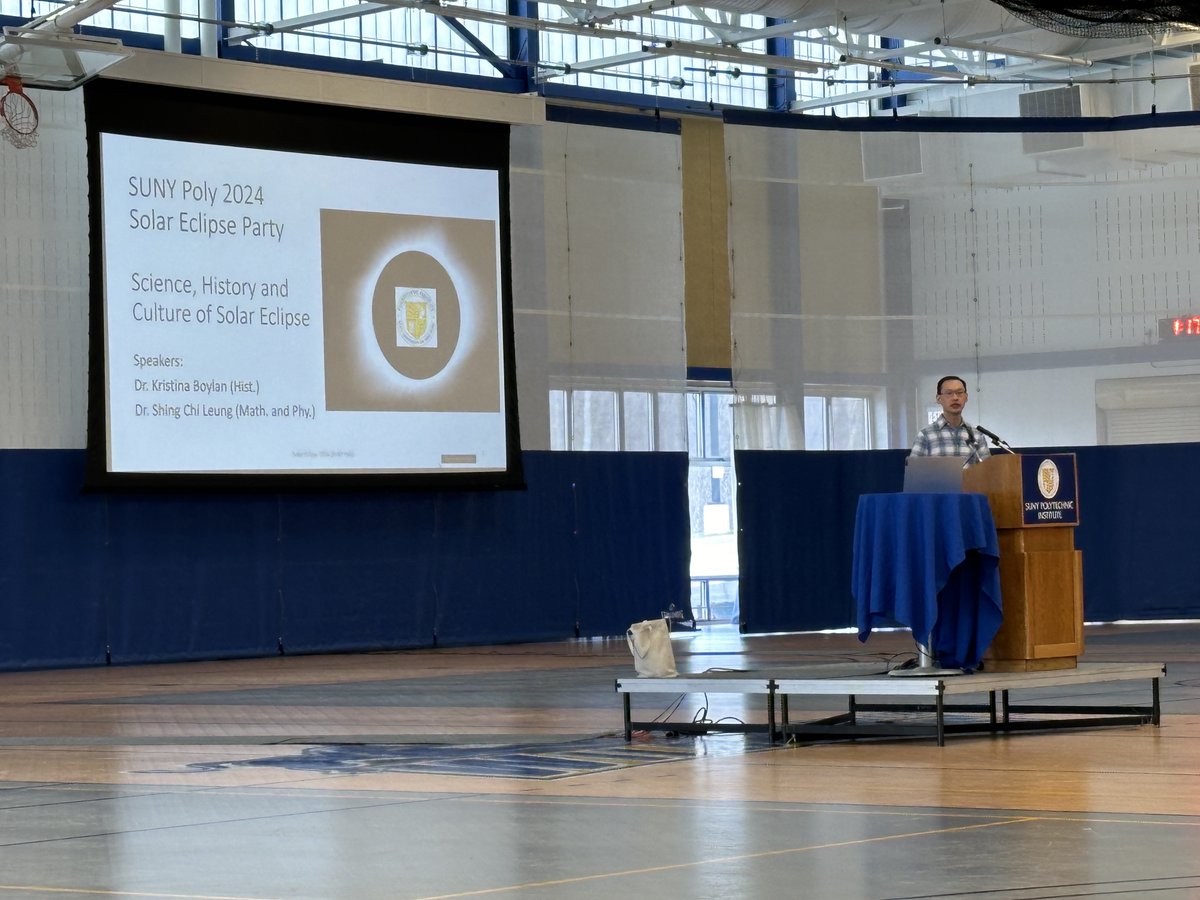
[{"left": 903, "top": 456, "right": 966, "bottom": 493}]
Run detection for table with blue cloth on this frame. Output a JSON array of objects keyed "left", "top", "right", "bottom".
[{"left": 853, "top": 493, "right": 1003, "bottom": 672}]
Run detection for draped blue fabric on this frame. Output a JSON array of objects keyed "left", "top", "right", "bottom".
[
  {"left": 737, "top": 445, "right": 1200, "bottom": 633},
  {"left": 276, "top": 491, "right": 439, "bottom": 654},
  {"left": 107, "top": 493, "right": 282, "bottom": 663},
  {"left": 735, "top": 449, "right": 908, "bottom": 633},
  {"left": 1070, "top": 443, "right": 1200, "bottom": 621},
  {"left": 0, "top": 451, "right": 108, "bottom": 669},
  {"left": 571, "top": 453, "right": 694, "bottom": 637},
  {"left": 0, "top": 450, "right": 689, "bottom": 670},
  {"left": 852, "top": 493, "right": 1002, "bottom": 671},
  {"left": 8, "top": 442, "right": 1196, "bottom": 672}
]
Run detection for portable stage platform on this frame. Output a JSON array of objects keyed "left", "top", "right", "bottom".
[{"left": 615, "top": 662, "right": 1164, "bottom": 746}]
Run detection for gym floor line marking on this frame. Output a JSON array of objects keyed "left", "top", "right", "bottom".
[
  {"left": 0, "top": 887, "right": 278, "bottom": 900},
  {"left": 414, "top": 816, "right": 1041, "bottom": 899}
]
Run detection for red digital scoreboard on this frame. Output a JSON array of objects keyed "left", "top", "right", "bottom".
[{"left": 1159, "top": 315, "right": 1200, "bottom": 339}]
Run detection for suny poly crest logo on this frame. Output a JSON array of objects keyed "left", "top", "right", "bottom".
[
  {"left": 395, "top": 287, "right": 438, "bottom": 348},
  {"left": 1037, "top": 458, "right": 1061, "bottom": 499}
]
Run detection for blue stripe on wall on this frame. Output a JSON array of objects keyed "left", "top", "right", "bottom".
[
  {"left": 735, "top": 449, "right": 907, "bottom": 634},
  {"left": 735, "top": 446, "right": 1200, "bottom": 634},
  {"left": 0, "top": 451, "right": 109, "bottom": 669},
  {"left": 15, "top": 443, "right": 1186, "bottom": 669},
  {"left": 0, "top": 450, "right": 689, "bottom": 671}
]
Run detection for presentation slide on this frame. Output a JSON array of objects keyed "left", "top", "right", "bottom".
[{"left": 98, "top": 132, "right": 513, "bottom": 479}]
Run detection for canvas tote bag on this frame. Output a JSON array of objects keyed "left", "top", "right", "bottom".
[{"left": 626, "top": 618, "right": 678, "bottom": 678}]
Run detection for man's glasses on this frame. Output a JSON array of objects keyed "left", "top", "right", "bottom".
[{"left": 939, "top": 389, "right": 967, "bottom": 398}]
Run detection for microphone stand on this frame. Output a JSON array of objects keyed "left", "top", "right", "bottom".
[{"left": 978, "top": 428, "right": 1016, "bottom": 455}]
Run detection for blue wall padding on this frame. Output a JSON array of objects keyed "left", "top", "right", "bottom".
[
  {"left": 278, "top": 492, "right": 440, "bottom": 654},
  {"left": 106, "top": 494, "right": 283, "bottom": 663},
  {"left": 736, "top": 446, "right": 1200, "bottom": 633},
  {"left": 429, "top": 460, "right": 574, "bottom": 647},
  {"left": 1072, "top": 444, "right": 1200, "bottom": 621},
  {"left": 735, "top": 449, "right": 907, "bottom": 633},
  {"left": 0, "top": 451, "right": 109, "bottom": 668},
  {"left": 12, "top": 443, "right": 1188, "bottom": 669},
  {"left": 571, "top": 454, "right": 697, "bottom": 637},
  {"left": 0, "top": 450, "right": 689, "bottom": 670}
]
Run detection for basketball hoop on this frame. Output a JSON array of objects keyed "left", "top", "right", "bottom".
[{"left": 1, "top": 75, "right": 39, "bottom": 149}]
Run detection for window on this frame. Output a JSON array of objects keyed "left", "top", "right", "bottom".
[
  {"left": 803, "top": 388, "right": 880, "bottom": 450},
  {"left": 690, "top": 577, "right": 740, "bottom": 625},
  {"left": 548, "top": 386, "right": 686, "bottom": 452},
  {"left": 571, "top": 390, "right": 619, "bottom": 451},
  {"left": 686, "top": 388, "right": 739, "bottom": 625},
  {"left": 538, "top": 10, "right": 770, "bottom": 109},
  {"left": 550, "top": 384, "right": 740, "bottom": 626},
  {"left": 622, "top": 392, "right": 653, "bottom": 451}
]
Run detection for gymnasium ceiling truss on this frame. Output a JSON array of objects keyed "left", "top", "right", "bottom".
[{"left": 4, "top": 0, "right": 1200, "bottom": 110}]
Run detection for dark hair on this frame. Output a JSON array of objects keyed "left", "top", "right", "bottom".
[{"left": 937, "top": 375, "right": 967, "bottom": 395}]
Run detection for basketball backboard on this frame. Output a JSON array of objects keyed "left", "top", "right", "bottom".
[{"left": 1, "top": 27, "right": 130, "bottom": 90}]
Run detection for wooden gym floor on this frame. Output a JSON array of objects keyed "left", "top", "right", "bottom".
[{"left": 1, "top": 622, "right": 1198, "bottom": 899}]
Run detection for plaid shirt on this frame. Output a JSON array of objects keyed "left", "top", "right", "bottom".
[{"left": 909, "top": 414, "right": 991, "bottom": 467}]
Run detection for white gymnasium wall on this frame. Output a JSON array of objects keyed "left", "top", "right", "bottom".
[
  {"left": 11, "top": 67, "right": 1200, "bottom": 456},
  {"left": 510, "top": 120, "right": 687, "bottom": 451},
  {"left": 0, "top": 89, "right": 89, "bottom": 449},
  {"left": 1, "top": 66, "right": 685, "bottom": 456},
  {"left": 2, "top": 56, "right": 546, "bottom": 454},
  {"left": 726, "top": 125, "right": 886, "bottom": 449},
  {"left": 905, "top": 125, "right": 1200, "bottom": 447},
  {"left": 907, "top": 135, "right": 1200, "bottom": 360},
  {"left": 727, "top": 120, "right": 1200, "bottom": 450}
]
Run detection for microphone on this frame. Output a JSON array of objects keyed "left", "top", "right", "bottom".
[{"left": 976, "top": 425, "right": 1016, "bottom": 454}]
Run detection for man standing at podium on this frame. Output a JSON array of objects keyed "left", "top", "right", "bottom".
[{"left": 909, "top": 375, "right": 991, "bottom": 466}]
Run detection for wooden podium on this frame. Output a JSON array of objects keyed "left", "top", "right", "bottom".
[{"left": 962, "top": 454, "right": 1084, "bottom": 672}]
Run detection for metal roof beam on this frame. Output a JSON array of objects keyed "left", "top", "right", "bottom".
[
  {"left": 790, "top": 80, "right": 947, "bottom": 111},
  {"left": 555, "top": 48, "right": 656, "bottom": 74},
  {"left": 227, "top": 3, "right": 389, "bottom": 44},
  {"left": 439, "top": 14, "right": 518, "bottom": 76}
]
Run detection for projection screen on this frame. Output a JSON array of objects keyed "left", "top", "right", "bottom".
[{"left": 84, "top": 80, "right": 521, "bottom": 488}]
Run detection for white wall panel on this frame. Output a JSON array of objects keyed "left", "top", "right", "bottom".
[
  {"left": 510, "top": 121, "right": 686, "bottom": 451},
  {"left": 0, "top": 89, "right": 89, "bottom": 449}
]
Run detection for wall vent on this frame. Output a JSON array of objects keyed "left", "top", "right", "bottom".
[
  {"left": 1019, "top": 85, "right": 1085, "bottom": 154},
  {"left": 861, "top": 131, "right": 923, "bottom": 180}
]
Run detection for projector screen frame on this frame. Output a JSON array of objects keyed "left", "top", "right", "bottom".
[{"left": 83, "top": 78, "right": 523, "bottom": 491}]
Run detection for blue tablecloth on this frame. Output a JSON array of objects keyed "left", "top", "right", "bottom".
[{"left": 852, "top": 493, "right": 1003, "bottom": 671}]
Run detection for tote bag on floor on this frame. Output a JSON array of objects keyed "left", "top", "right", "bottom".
[{"left": 626, "top": 618, "right": 678, "bottom": 678}]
